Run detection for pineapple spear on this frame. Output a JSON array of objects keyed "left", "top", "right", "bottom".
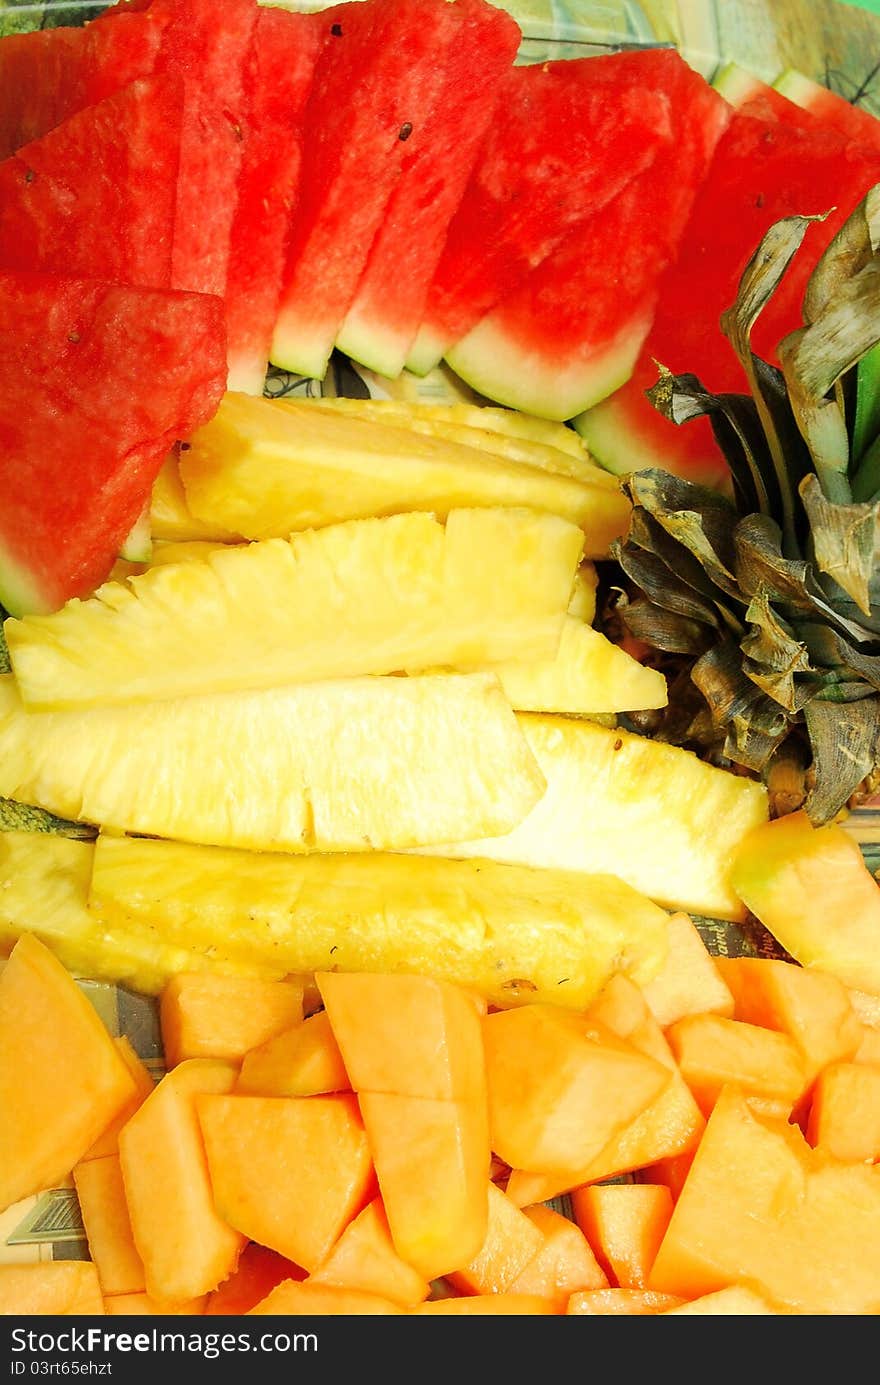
[{"left": 611, "top": 183, "right": 880, "bottom": 824}]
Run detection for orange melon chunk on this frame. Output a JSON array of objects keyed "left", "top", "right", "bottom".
[
  {"left": 571, "top": 1183, "right": 674, "bottom": 1289},
  {"left": 483, "top": 1004, "right": 670, "bottom": 1174},
  {"left": 118, "top": 1058, "right": 245, "bottom": 1305},
  {"left": 567, "top": 1287, "right": 684, "bottom": 1314},
  {"left": 716, "top": 957, "right": 862, "bottom": 1090},
  {"left": 640, "top": 913, "right": 734, "bottom": 1028},
  {"left": 81, "top": 1037, "right": 156, "bottom": 1162},
  {"left": 73, "top": 1153, "right": 145, "bottom": 1296},
  {"left": 248, "top": 1281, "right": 403, "bottom": 1315},
  {"left": 310, "top": 1197, "right": 429, "bottom": 1307},
  {"left": 160, "top": 972, "right": 304, "bottom": 1068},
  {"left": 236, "top": 1010, "right": 350, "bottom": 1097},
  {"left": 104, "top": 1293, "right": 207, "bottom": 1315},
  {"left": 665, "top": 1013, "right": 807, "bottom": 1119},
  {"left": 0, "top": 1263, "right": 104, "bottom": 1316},
  {"left": 806, "top": 1061, "right": 880, "bottom": 1163},
  {"left": 447, "top": 1181, "right": 544, "bottom": 1295},
  {"left": 197, "top": 1092, "right": 375, "bottom": 1273},
  {"left": 358, "top": 1090, "right": 490, "bottom": 1282},
  {"left": 507, "top": 1204, "right": 608, "bottom": 1309},
  {"left": 661, "top": 1285, "right": 781, "bottom": 1314},
  {"left": 0, "top": 933, "right": 137, "bottom": 1211},
  {"left": 316, "top": 970, "right": 484, "bottom": 1102},
  {"left": 648, "top": 1084, "right": 880, "bottom": 1313}
]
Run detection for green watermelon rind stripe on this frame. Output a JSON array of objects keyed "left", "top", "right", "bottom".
[{"left": 0, "top": 541, "right": 55, "bottom": 617}]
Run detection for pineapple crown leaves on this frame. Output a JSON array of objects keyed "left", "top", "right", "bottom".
[{"left": 613, "top": 184, "right": 880, "bottom": 824}]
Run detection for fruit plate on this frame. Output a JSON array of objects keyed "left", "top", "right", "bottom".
[{"left": 2, "top": 0, "right": 880, "bottom": 1272}]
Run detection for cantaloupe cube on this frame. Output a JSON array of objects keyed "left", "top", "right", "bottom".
[
  {"left": 571, "top": 1183, "right": 674, "bottom": 1289},
  {"left": 806, "top": 1061, "right": 880, "bottom": 1163},
  {"left": 309, "top": 1197, "right": 429, "bottom": 1307},
  {"left": 507, "top": 1204, "right": 608, "bottom": 1309},
  {"left": 411, "top": 1293, "right": 560, "bottom": 1315},
  {"left": 649, "top": 1084, "right": 880, "bottom": 1313},
  {"left": 160, "top": 972, "right": 304, "bottom": 1068},
  {"left": 73, "top": 1154, "right": 144, "bottom": 1296},
  {"left": 0, "top": 1263, "right": 104, "bottom": 1316},
  {"left": 248, "top": 1281, "right": 403, "bottom": 1314},
  {"left": 118, "top": 1059, "right": 246, "bottom": 1305},
  {"left": 567, "top": 1287, "right": 684, "bottom": 1314},
  {"left": 204, "top": 1244, "right": 305, "bottom": 1315},
  {"left": 236, "top": 1010, "right": 350, "bottom": 1097},
  {"left": 716, "top": 957, "right": 862, "bottom": 1089},
  {"left": 849, "top": 990, "right": 880, "bottom": 1064},
  {"left": 446, "top": 1181, "right": 544, "bottom": 1295},
  {"left": 640, "top": 913, "right": 734, "bottom": 1028},
  {"left": 197, "top": 1092, "right": 375, "bottom": 1273},
  {"left": 640, "top": 1149, "right": 696, "bottom": 1203},
  {"left": 358, "top": 1090, "right": 489, "bottom": 1282},
  {"left": 483, "top": 1005, "right": 670, "bottom": 1174},
  {"left": 661, "top": 1285, "right": 781, "bottom": 1314},
  {"left": 316, "top": 970, "right": 484, "bottom": 1102},
  {"left": 666, "top": 1013, "right": 807, "bottom": 1120},
  {"left": 80, "top": 1038, "right": 156, "bottom": 1161},
  {"left": 505, "top": 975, "right": 704, "bottom": 1206},
  {"left": 0, "top": 933, "right": 137, "bottom": 1212}
]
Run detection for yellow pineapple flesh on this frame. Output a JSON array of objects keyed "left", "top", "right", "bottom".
[
  {"left": 149, "top": 453, "right": 241, "bottom": 543},
  {"left": 0, "top": 833, "right": 286, "bottom": 994},
  {"left": 88, "top": 834, "right": 671, "bottom": 1010},
  {"left": 0, "top": 671, "right": 545, "bottom": 852},
  {"left": 178, "top": 393, "right": 628, "bottom": 557},
  {"left": 6, "top": 508, "right": 583, "bottom": 710},
  {"left": 416, "top": 714, "right": 769, "bottom": 922}
]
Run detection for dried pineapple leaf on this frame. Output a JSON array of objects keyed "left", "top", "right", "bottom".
[
  {"left": 0, "top": 798, "right": 96, "bottom": 838},
  {"left": 721, "top": 213, "right": 824, "bottom": 550},
  {"left": 804, "top": 695, "right": 880, "bottom": 823},
  {"left": 612, "top": 540, "right": 724, "bottom": 629},
  {"left": 623, "top": 469, "right": 741, "bottom": 600},
  {"left": 740, "top": 591, "right": 814, "bottom": 714},
  {"left": 617, "top": 597, "right": 713, "bottom": 656},
  {"left": 799, "top": 472, "right": 880, "bottom": 614},
  {"left": 690, "top": 638, "right": 791, "bottom": 771},
  {"left": 803, "top": 183, "right": 880, "bottom": 322},
  {"left": 801, "top": 620, "right": 880, "bottom": 694}
]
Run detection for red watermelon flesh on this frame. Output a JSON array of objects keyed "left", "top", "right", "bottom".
[
  {"left": 0, "top": 9, "right": 165, "bottom": 160},
  {"left": 224, "top": 5, "right": 320, "bottom": 394},
  {"left": 145, "top": 0, "right": 260, "bottom": 297},
  {"left": 0, "top": 270, "right": 226, "bottom": 616},
  {"left": 270, "top": 0, "right": 522, "bottom": 382},
  {"left": 775, "top": 68, "right": 880, "bottom": 152},
  {"left": 444, "top": 50, "right": 730, "bottom": 421},
  {"left": 0, "top": 75, "right": 183, "bottom": 290},
  {"left": 333, "top": 0, "right": 521, "bottom": 381},
  {"left": 575, "top": 105, "right": 880, "bottom": 487},
  {"left": 405, "top": 53, "right": 677, "bottom": 377}
]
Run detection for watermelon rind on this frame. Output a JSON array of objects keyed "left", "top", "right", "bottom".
[
  {"left": 0, "top": 547, "right": 53, "bottom": 620},
  {"left": 572, "top": 385, "right": 728, "bottom": 490},
  {"left": 118, "top": 500, "right": 153, "bottom": 564},
  {"left": 711, "top": 61, "right": 767, "bottom": 106},
  {"left": 446, "top": 311, "right": 650, "bottom": 424}
]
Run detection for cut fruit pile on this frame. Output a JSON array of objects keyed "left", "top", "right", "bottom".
[
  {"left": 4, "top": 931, "right": 880, "bottom": 1316},
  {"left": 5, "top": 0, "right": 880, "bottom": 617}
]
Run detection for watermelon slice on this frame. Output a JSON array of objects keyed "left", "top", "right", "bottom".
[
  {"left": 270, "top": 0, "right": 519, "bottom": 382},
  {"left": 144, "top": 0, "right": 260, "bottom": 297},
  {"left": 0, "top": 270, "right": 226, "bottom": 617},
  {"left": 333, "top": 0, "right": 520, "bottom": 380},
  {"left": 0, "top": 8, "right": 165, "bottom": 159},
  {"left": 775, "top": 68, "right": 880, "bottom": 152},
  {"left": 224, "top": 5, "right": 320, "bottom": 394},
  {"left": 0, "top": 75, "right": 183, "bottom": 289},
  {"left": 404, "top": 53, "right": 678, "bottom": 377},
  {"left": 575, "top": 104, "right": 880, "bottom": 486},
  {"left": 443, "top": 50, "right": 729, "bottom": 420}
]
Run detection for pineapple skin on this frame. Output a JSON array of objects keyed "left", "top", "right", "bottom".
[
  {"left": 6, "top": 508, "right": 584, "bottom": 710},
  {"left": 0, "top": 673, "right": 545, "bottom": 854},
  {"left": 179, "top": 392, "right": 629, "bottom": 557},
  {"left": 88, "top": 834, "right": 672, "bottom": 1011},
  {"left": 416, "top": 715, "right": 769, "bottom": 923},
  {"left": 0, "top": 833, "right": 286, "bottom": 995}
]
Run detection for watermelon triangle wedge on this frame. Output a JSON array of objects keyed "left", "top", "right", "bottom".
[
  {"left": 0, "top": 270, "right": 227, "bottom": 616},
  {"left": 332, "top": 0, "right": 521, "bottom": 381},
  {"left": 443, "top": 49, "right": 730, "bottom": 421},
  {"left": 0, "top": 74, "right": 183, "bottom": 289}
]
